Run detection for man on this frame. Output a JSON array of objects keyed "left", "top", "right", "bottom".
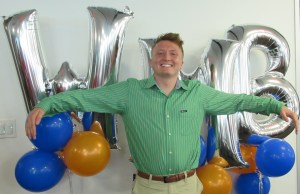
[{"left": 25, "top": 33, "right": 298, "bottom": 194}]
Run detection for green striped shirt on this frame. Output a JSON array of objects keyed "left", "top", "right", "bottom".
[{"left": 36, "top": 75, "right": 284, "bottom": 176}]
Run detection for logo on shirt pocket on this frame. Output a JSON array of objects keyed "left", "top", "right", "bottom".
[{"left": 177, "top": 109, "right": 197, "bottom": 136}]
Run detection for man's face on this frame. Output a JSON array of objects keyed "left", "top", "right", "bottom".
[{"left": 150, "top": 40, "right": 183, "bottom": 79}]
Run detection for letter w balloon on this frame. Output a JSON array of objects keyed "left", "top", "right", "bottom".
[{"left": 4, "top": 7, "right": 134, "bottom": 149}]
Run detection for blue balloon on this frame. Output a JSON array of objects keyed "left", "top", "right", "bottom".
[
  {"left": 206, "top": 126, "right": 216, "bottom": 161},
  {"left": 15, "top": 149, "right": 66, "bottom": 192},
  {"left": 82, "top": 112, "right": 93, "bottom": 130},
  {"left": 110, "top": 113, "right": 117, "bottom": 144},
  {"left": 199, "top": 136, "right": 207, "bottom": 166},
  {"left": 31, "top": 112, "right": 73, "bottom": 152},
  {"left": 256, "top": 138, "right": 295, "bottom": 177},
  {"left": 247, "top": 134, "right": 271, "bottom": 145},
  {"left": 236, "top": 173, "right": 270, "bottom": 194}
]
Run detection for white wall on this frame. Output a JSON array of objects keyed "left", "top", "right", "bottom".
[{"left": 0, "top": 0, "right": 298, "bottom": 194}]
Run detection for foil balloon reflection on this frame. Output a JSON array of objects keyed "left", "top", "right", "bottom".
[
  {"left": 4, "top": 9, "right": 49, "bottom": 113},
  {"left": 50, "top": 61, "right": 85, "bottom": 94},
  {"left": 201, "top": 39, "right": 248, "bottom": 167},
  {"left": 85, "top": 7, "right": 133, "bottom": 149},
  {"left": 199, "top": 25, "right": 299, "bottom": 167},
  {"left": 138, "top": 38, "right": 155, "bottom": 79},
  {"left": 179, "top": 67, "right": 206, "bottom": 83},
  {"left": 85, "top": 6, "right": 133, "bottom": 87},
  {"left": 227, "top": 25, "right": 289, "bottom": 76},
  {"left": 226, "top": 25, "right": 299, "bottom": 140},
  {"left": 4, "top": 7, "right": 133, "bottom": 149},
  {"left": 244, "top": 74, "right": 300, "bottom": 138}
]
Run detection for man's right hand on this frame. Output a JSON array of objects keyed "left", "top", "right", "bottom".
[{"left": 25, "top": 108, "right": 45, "bottom": 140}]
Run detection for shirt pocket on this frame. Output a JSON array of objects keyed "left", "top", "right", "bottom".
[{"left": 174, "top": 110, "right": 199, "bottom": 136}]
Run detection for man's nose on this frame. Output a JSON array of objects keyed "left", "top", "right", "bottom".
[{"left": 163, "top": 53, "right": 171, "bottom": 60}]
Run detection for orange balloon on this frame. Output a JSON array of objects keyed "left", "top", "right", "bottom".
[
  {"left": 89, "top": 121, "right": 105, "bottom": 136},
  {"left": 230, "top": 145, "right": 257, "bottom": 174},
  {"left": 62, "top": 131, "right": 110, "bottom": 176},
  {"left": 208, "top": 156, "right": 229, "bottom": 167},
  {"left": 196, "top": 164, "right": 232, "bottom": 194}
]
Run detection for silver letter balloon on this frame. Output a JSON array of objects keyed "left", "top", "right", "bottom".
[{"left": 4, "top": 7, "right": 134, "bottom": 149}]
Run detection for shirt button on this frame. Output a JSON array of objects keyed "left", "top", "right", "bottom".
[
  {"left": 168, "top": 132, "right": 171, "bottom": 136},
  {"left": 169, "top": 169, "right": 172, "bottom": 172},
  {"left": 166, "top": 114, "right": 170, "bottom": 118},
  {"left": 169, "top": 151, "right": 172, "bottom": 154}
]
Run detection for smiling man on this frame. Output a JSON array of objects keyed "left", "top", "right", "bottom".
[
  {"left": 25, "top": 33, "right": 298, "bottom": 194},
  {"left": 149, "top": 35, "right": 184, "bottom": 96}
]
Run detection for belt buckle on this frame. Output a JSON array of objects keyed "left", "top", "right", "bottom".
[{"left": 163, "top": 176, "right": 169, "bottom": 183}]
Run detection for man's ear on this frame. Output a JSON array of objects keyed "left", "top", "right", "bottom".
[{"left": 180, "top": 61, "right": 184, "bottom": 69}]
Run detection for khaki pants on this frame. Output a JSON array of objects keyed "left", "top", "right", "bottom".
[{"left": 132, "top": 173, "right": 203, "bottom": 194}]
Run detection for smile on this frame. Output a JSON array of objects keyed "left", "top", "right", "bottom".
[{"left": 161, "top": 64, "right": 173, "bottom": 67}]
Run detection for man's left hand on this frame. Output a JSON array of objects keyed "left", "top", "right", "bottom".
[{"left": 280, "top": 106, "right": 299, "bottom": 134}]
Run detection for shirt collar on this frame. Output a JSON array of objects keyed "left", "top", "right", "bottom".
[{"left": 144, "top": 75, "right": 190, "bottom": 91}]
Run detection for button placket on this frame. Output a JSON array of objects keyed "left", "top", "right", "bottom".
[{"left": 165, "top": 98, "right": 173, "bottom": 173}]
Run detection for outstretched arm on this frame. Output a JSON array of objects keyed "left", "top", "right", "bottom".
[
  {"left": 25, "top": 108, "right": 45, "bottom": 140},
  {"left": 280, "top": 106, "right": 299, "bottom": 134}
]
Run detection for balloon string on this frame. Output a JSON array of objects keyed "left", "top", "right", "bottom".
[
  {"left": 67, "top": 170, "right": 74, "bottom": 194},
  {"left": 71, "top": 112, "right": 81, "bottom": 123},
  {"left": 257, "top": 171, "right": 263, "bottom": 194}
]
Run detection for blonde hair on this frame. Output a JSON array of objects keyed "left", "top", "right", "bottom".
[{"left": 153, "top": 33, "right": 184, "bottom": 56}]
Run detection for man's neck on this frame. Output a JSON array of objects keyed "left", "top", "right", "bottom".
[{"left": 154, "top": 75, "right": 178, "bottom": 96}]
